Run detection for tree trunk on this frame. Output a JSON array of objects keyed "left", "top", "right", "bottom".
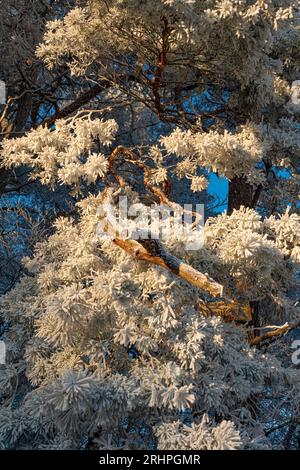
[{"left": 228, "top": 176, "right": 253, "bottom": 215}]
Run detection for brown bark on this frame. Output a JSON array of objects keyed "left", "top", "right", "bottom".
[
  {"left": 42, "top": 84, "right": 105, "bottom": 127},
  {"left": 0, "top": 91, "right": 33, "bottom": 194},
  {"left": 114, "top": 238, "right": 224, "bottom": 298},
  {"left": 250, "top": 322, "right": 291, "bottom": 346},
  {"left": 228, "top": 176, "right": 253, "bottom": 215}
]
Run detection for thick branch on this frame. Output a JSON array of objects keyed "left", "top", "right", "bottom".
[
  {"left": 250, "top": 322, "right": 292, "bottom": 346},
  {"left": 42, "top": 74, "right": 140, "bottom": 128},
  {"left": 114, "top": 237, "right": 224, "bottom": 298},
  {"left": 105, "top": 146, "right": 223, "bottom": 297},
  {"left": 152, "top": 16, "right": 170, "bottom": 115},
  {"left": 42, "top": 84, "right": 105, "bottom": 127}
]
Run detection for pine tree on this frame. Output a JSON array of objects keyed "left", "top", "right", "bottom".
[{"left": 0, "top": 0, "right": 299, "bottom": 450}]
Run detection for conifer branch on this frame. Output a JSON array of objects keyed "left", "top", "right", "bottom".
[
  {"left": 250, "top": 322, "right": 292, "bottom": 346},
  {"left": 113, "top": 237, "right": 224, "bottom": 298}
]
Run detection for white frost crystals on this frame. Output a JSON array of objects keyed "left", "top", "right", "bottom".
[
  {"left": 96, "top": 193, "right": 205, "bottom": 250},
  {"left": 155, "top": 414, "right": 242, "bottom": 450},
  {"left": 288, "top": 80, "right": 300, "bottom": 112},
  {"left": 161, "top": 125, "right": 266, "bottom": 184},
  {"left": 1, "top": 115, "right": 118, "bottom": 187}
]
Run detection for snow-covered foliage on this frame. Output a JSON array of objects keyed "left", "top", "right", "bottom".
[
  {"left": 0, "top": 0, "right": 299, "bottom": 452},
  {"left": 1, "top": 115, "right": 300, "bottom": 449}
]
